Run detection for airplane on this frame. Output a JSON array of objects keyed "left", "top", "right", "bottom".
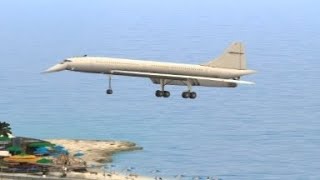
[{"left": 44, "top": 42, "right": 255, "bottom": 99}]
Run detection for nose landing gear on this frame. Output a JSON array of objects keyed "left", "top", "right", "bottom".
[
  {"left": 106, "top": 89, "right": 113, "bottom": 94},
  {"left": 106, "top": 75, "right": 113, "bottom": 95}
]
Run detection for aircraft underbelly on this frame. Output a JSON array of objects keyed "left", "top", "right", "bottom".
[
  {"left": 197, "top": 80, "right": 237, "bottom": 87},
  {"left": 150, "top": 78, "right": 237, "bottom": 88}
]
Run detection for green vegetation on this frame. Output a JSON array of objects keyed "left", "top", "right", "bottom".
[
  {"left": 0, "top": 136, "right": 10, "bottom": 141},
  {"left": 7, "top": 146, "right": 22, "bottom": 155},
  {"left": 0, "top": 122, "right": 12, "bottom": 137},
  {"left": 37, "top": 158, "right": 53, "bottom": 164}
]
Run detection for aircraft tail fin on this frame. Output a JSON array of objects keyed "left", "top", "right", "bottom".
[{"left": 204, "top": 42, "right": 246, "bottom": 70}]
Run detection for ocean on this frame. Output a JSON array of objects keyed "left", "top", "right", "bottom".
[{"left": 0, "top": 0, "right": 319, "bottom": 179}]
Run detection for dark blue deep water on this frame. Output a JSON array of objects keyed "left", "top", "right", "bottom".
[{"left": 0, "top": 0, "right": 319, "bottom": 179}]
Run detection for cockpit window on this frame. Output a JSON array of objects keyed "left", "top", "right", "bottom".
[{"left": 60, "top": 59, "right": 72, "bottom": 64}]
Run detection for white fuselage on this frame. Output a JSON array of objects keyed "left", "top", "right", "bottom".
[{"left": 65, "top": 57, "right": 254, "bottom": 79}]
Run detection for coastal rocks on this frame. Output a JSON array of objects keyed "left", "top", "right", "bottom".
[{"left": 53, "top": 154, "right": 86, "bottom": 167}]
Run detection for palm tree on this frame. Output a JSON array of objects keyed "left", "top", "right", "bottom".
[{"left": 0, "top": 121, "right": 12, "bottom": 137}]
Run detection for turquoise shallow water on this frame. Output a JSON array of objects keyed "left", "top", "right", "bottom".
[{"left": 0, "top": 0, "right": 320, "bottom": 179}]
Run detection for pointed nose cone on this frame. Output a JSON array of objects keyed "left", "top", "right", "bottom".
[{"left": 43, "top": 63, "right": 67, "bottom": 73}]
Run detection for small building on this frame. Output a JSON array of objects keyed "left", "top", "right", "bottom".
[
  {"left": 0, "top": 150, "right": 11, "bottom": 157},
  {"left": 0, "top": 136, "right": 11, "bottom": 150}
]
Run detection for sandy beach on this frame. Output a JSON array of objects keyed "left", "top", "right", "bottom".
[
  {"left": 44, "top": 139, "right": 150, "bottom": 180},
  {"left": 47, "top": 139, "right": 142, "bottom": 166}
]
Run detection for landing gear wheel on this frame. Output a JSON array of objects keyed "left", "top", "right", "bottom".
[
  {"left": 106, "top": 89, "right": 113, "bottom": 94},
  {"left": 155, "top": 90, "right": 163, "bottom": 97},
  {"left": 163, "top": 91, "right": 170, "bottom": 98},
  {"left": 182, "top": 91, "right": 190, "bottom": 98},
  {"left": 190, "top": 92, "right": 197, "bottom": 99},
  {"left": 106, "top": 75, "right": 113, "bottom": 95}
]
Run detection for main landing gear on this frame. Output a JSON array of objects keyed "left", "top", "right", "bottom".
[
  {"left": 106, "top": 75, "right": 113, "bottom": 94},
  {"left": 155, "top": 79, "right": 170, "bottom": 98},
  {"left": 155, "top": 90, "right": 170, "bottom": 98},
  {"left": 154, "top": 79, "right": 197, "bottom": 99},
  {"left": 182, "top": 91, "right": 197, "bottom": 99},
  {"left": 181, "top": 81, "right": 197, "bottom": 99}
]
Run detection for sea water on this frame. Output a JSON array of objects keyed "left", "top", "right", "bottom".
[{"left": 0, "top": 0, "right": 319, "bottom": 179}]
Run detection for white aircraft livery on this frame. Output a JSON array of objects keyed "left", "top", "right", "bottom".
[{"left": 44, "top": 42, "right": 256, "bottom": 99}]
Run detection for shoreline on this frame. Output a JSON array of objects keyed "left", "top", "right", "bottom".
[
  {"left": 47, "top": 139, "right": 143, "bottom": 167},
  {"left": 45, "top": 139, "right": 149, "bottom": 179}
]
